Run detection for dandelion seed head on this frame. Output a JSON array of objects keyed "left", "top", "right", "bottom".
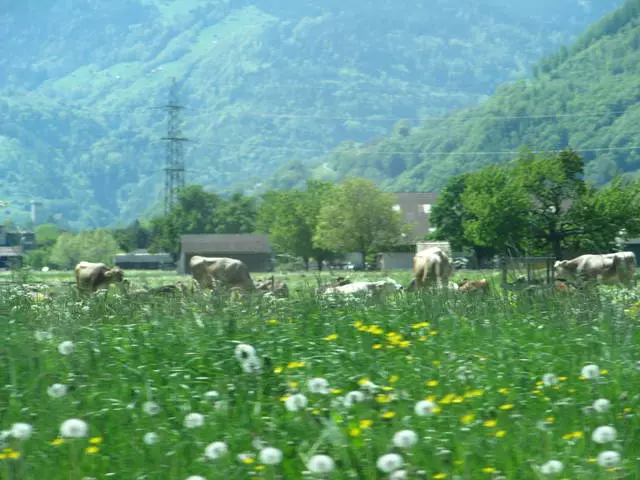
[
  {"left": 143, "top": 401, "right": 161, "bottom": 416},
  {"left": 414, "top": 400, "right": 437, "bottom": 416},
  {"left": 143, "top": 432, "right": 159, "bottom": 445},
  {"left": 392, "top": 430, "right": 418, "bottom": 449},
  {"left": 376, "top": 453, "right": 404, "bottom": 473},
  {"left": 203, "top": 391, "right": 219, "bottom": 401},
  {"left": 185, "top": 476, "right": 206, "bottom": 480},
  {"left": 34, "top": 330, "right": 53, "bottom": 341},
  {"left": 259, "top": 447, "right": 283, "bottom": 465},
  {"left": 390, "top": 470, "right": 409, "bottom": 480},
  {"left": 597, "top": 450, "right": 620, "bottom": 467},
  {"left": 47, "top": 383, "right": 68, "bottom": 398},
  {"left": 234, "top": 343, "right": 257, "bottom": 362},
  {"left": 308, "top": 377, "right": 330, "bottom": 395},
  {"left": 542, "top": 373, "right": 558, "bottom": 386},
  {"left": 539, "top": 460, "right": 564, "bottom": 474},
  {"left": 58, "top": 340, "right": 75, "bottom": 355},
  {"left": 240, "top": 356, "right": 263, "bottom": 375},
  {"left": 344, "top": 390, "right": 366, "bottom": 408},
  {"left": 184, "top": 413, "right": 205, "bottom": 429},
  {"left": 592, "top": 425, "right": 617, "bottom": 444},
  {"left": 307, "top": 454, "right": 335, "bottom": 474},
  {"left": 204, "top": 441, "right": 228, "bottom": 459},
  {"left": 593, "top": 398, "right": 611, "bottom": 413},
  {"left": 284, "top": 393, "right": 308, "bottom": 412},
  {"left": 10, "top": 422, "right": 33, "bottom": 440},
  {"left": 581, "top": 364, "right": 600, "bottom": 379},
  {"left": 60, "top": 418, "right": 88, "bottom": 438}
]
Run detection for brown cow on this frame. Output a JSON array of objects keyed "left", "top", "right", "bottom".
[
  {"left": 255, "top": 276, "right": 290, "bottom": 298},
  {"left": 190, "top": 256, "right": 255, "bottom": 291},
  {"left": 458, "top": 278, "right": 490, "bottom": 293},
  {"left": 74, "top": 261, "right": 125, "bottom": 294}
]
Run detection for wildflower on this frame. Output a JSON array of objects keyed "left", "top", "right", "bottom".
[
  {"left": 433, "top": 474, "right": 447, "bottom": 479},
  {"left": 542, "top": 373, "right": 558, "bottom": 386},
  {"left": 465, "top": 389, "right": 485, "bottom": 398},
  {"left": 234, "top": 344, "right": 257, "bottom": 362},
  {"left": 89, "top": 437, "right": 102, "bottom": 444},
  {"left": 390, "top": 470, "right": 409, "bottom": 480},
  {"left": 237, "top": 452, "right": 256, "bottom": 464},
  {"left": 592, "top": 425, "right": 617, "bottom": 444},
  {"left": 186, "top": 477, "right": 206, "bottom": 480},
  {"left": 389, "top": 375, "right": 399, "bottom": 383},
  {"left": 58, "top": 340, "right": 75, "bottom": 355},
  {"left": 143, "top": 432, "right": 159, "bottom": 445},
  {"left": 461, "top": 413, "right": 475, "bottom": 424},
  {"left": 10, "top": 423, "right": 33, "bottom": 440},
  {"left": 499, "top": 404, "right": 514, "bottom": 411},
  {"left": 349, "top": 428, "right": 361, "bottom": 437},
  {"left": 495, "top": 430, "right": 507, "bottom": 437},
  {"left": 414, "top": 400, "right": 438, "bottom": 416},
  {"left": 183, "top": 413, "right": 205, "bottom": 429},
  {"left": 344, "top": 391, "right": 366, "bottom": 408},
  {"left": 539, "top": 460, "right": 564, "bottom": 474},
  {"left": 392, "top": 430, "right": 418, "bottom": 449},
  {"left": 307, "top": 454, "right": 335, "bottom": 474},
  {"left": 426, "top": 380, "right": 439, "bottom": 387},
  {"left": 51, "top": 438, "right": 64, "bottom": 446},
  {"left": 381, "top": 411, "right": 396, "bottom": 419},
  {"left": 562, "top": 431, "right": 584, "bottom": 440},
  {"left": 483, "top": 419, "right": 497, "bottom": 428},
  {"left": 376, "top": 453, "right": 404, "bottom": 473},
  {"left": 204, "top": 391, "right": 219, "bottom": 401},
  {"left": 240, "top": 356, "right": 263, "bottom": 374},
  {"left": 60, "top": 419, "right": 88, "bottom": 438},
  {"left": 143, "top": 401, "right": 162, "bottom": 416},
  {"left": 581, "top": 364, "right": 600, "bottom": 379},
  {"left": 47, "top": 383, "right": 68, "bottom": 398},
  {"left": 481, "top": 467, "right": 496, "bottom": 473},
  {"left": 308, "top": 378, "right": 330, "bottom": 395},
  {"left": 85, "top": 446, "right": 99, "bottom": 454},
  {"left": 259, "top": 447, "right": 283, "bottom": 465},
  {"left": 597, "top": 450, "right": 620, "bottom": 468},
  {"left": 204, "top": 441, "right": 228, "bottom": 460},
  {"left": 324, "top": 334, "right": 338, "bottom": 341},
  {"left": 284, "top": 393, "right": 308, "bottom": 412},
  {"left": 34, "top": 330, "right": 53, "bottom": 341},
  {"left": 498, "top": 387, "right": 509, "bottom": 394},
  {"left": 376, "top": 394, "right": 393, "bottom": 404},
  {"left": 593, "top": 398, "right": 611, "bottom": 413}
]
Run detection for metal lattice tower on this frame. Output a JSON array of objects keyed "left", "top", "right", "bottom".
[{"left": 162, "top": 78, "right": 189, "bottom": 215}]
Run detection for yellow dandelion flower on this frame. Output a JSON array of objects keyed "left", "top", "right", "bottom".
[
  {"left": 562, "top": 431, "right": 584, "bottom": 440},
  {"left": 465, "top": 389, "right": 485, "bottom": 398},
  {"left": 331, "top": 388, "right": 343, "bottom": 394},
  {"left": 388, "top": 375, "right": 399, "bottom": 383},
  {"left": 425, "top": 395, "right": 437, "bottom": 402},
  {"left": 406, "top": 355, "right": 414, "bottom": 361},
  {"left": 381, "top": 386, "right": 394, "bottom": 392},
  {"left": 482, "top": 467, "right": 496, "bottom": 473},
  {"left": 495, "top": 430, "right": 507, "bottom": 438},
  {"left": 587, "top": 457, "right": 597, "bottom": 463},
  {"left": 359, "top": 419, "right": 373, "bottom": 429},
  {"left": 545, "top": 417, "right": 555, "bottom": 423},
  {"left": 440, "top": 393, "right": 456, "bottom": 404},
  {"left": 398, "top": 341, "right": 411, "bottom": 348},
  {"left": 85, "top": 446, "right": 100, "bottom": 454},
  {"left": 267, "top": 319, "right": 278, "bottom": 324},
  {"left": 434, "top": 474, "right": 447, "bottom": 479},
  {"left": 354, "top": 321, "right": 364, "bottom": 328},
  {"left": 312, "top": 409, "right": 321, "bottom": 415},
  {"left": 432, "top": 360, "right": 441, "bottom": 366},
  {"left": 498, "top": 388, "right": 509, "bottom": 394},
  {"left": 279, "top": 395, "right": 290, "bottom": 402},
  {"left": 432, "top": 406, "right": 442, "bottom": 413},
  {"left": 255, "top": 465, "right": 266, "bottom": 471},
  {"left": 289, "top": 381, "right": 299, "bottom": 388},
  {"left": 381, "top": 411, "right": 396, "bottom": 419},
  {"left": 568, "top": 388, "right": 576, "bottom": 393},
  {"left": 349, "top": 428, "right": 361, "bottom": 437},
  {"left": 624, "top": 407, "right": 633, "bottom": 413},
  {"left": 375, "top": 394, "right": 393, "bottom": 404},
  {"left": 430, "top": 330, "right": 439, "bottom": 336},
  {"left": 601, "top": 369, "right": 608, "bottom": 375},
  {"left": 324, "top": 333, "right": 338, "bottom": 341},
  {"left": 499, "top": 404, "right": 514, "bottom": 410},
  {"left": 452, "top": 396, "right": 465, "bottom": 404},
  {"left": 51, "top": 438, "right": 64, "bottom": 446},
  {"left": 426, "top": 380, "right": 439, "bottom": 387},
  {"left": 579, "top": 376, "right": 586, "bottom": 380},
  {"left": 274, "top": 367, "right": 284, "bottom": 374},
  {"left": 242, "top": 457, "right": 255, "bottom": 464},
  {"left": 483, "top": 419, "right": 497, "bottom": 427},
  {"left": 552, "top": 386, "right": 560, "bottom": 390},
  {"left": 7, "top": 452, "right": 20, "bottom": 459},
  {"left": 461, "top": 413, "right": 476, "bottom": 424},
  {"left": 0, "top": 454, "right": 6, "bottom": 460},
  {"left": 558, "top": 376, "right": 567, "bottom": 381},
  {"left": 358, "top": 378, "right": 371, "bottom": 386},
  {"left": 287, "top": 361, "right": 306, "bottom": 369},
  {"left": 89, "top": 437, "right": 103, "bottom": 444},
  {"left": 372, "top": 344, "right": 383, "bottom": 350}
]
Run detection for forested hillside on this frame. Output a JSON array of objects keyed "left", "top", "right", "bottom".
[
  {"left": 0, "top": 0, "right": 620, "bottom": 228},
  {"left": 292, "top": 0, "right": 640, "bottom": 192}
]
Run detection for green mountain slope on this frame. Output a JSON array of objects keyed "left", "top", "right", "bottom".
[
  {"left": 306, "top": 0, "right": 640, "bottom": 192},
  {"left": 0, "top": 0, "right": 622, "bottom": 227}
]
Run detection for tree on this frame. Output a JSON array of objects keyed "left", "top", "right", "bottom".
[
  {"left": 214, "top": 192, "right": 257, "bottom": 234},
  {"left": 313, "top": 178, "right": 403, "bottom": 264},
  {"left": 49, "top": 230, "right": 119, "bottom": 269},
  {"left": 35, "top": 223, "right": 62, "bottom": 247},
  {"left": 113, "top": 220, "right": 151, "bottom": 252}
]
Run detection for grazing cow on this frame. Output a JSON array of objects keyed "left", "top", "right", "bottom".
[
  {"left": 323, "top": 278, "right": 403, "bottom": 300},
  {"left": 412, "top": 247, "right": 454, "bottom": 290},
  {"left": 458, "top": 278, "right": 490, "bottom": 293},
  {"left": 255, "top": 276, "right": 290, "bottom": 298},
  {"left": 315, "top": 276, "right": 352, "bottom": 295},
  {"left": 190, "top": 256, "right": 255, "bottom": 291},
  {"left": 554, "top": 251, "right": 637, "bottom": 288},
  {"left": 74, "top": 261, "right": 125, "bottom": 294}
]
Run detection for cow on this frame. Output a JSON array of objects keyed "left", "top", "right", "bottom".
[
  {"left": 322, "top": 278, "right": 403, "bottom": 301},
  {"left": 458, "top": 278, "right": 490, "bottom": 293},
  {"left": 412, "top": 247, "right": 454, "bottom": 290},
  {"left": 190, "top": 256, "right": 255, "bottom": 291},
  {"left": 74, "top": 261, "right": 125, "bottom": 294},
  {"left": 255, "top": 276, "right": 289, "bottom": 298},
  {"left": 315, "top": 276, "right": 352, "bottom": 295},
  {"left": 554, "top": 251, "right": 637, "bottom": 288}
]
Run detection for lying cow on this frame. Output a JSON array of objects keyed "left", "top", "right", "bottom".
[
  {"left": 412, "top": 247, "right": 454, "bottom": 290},
  {"left": 315, "top": 276, "right": 352, "bottom": 295},
  {"left": 323, "top": 278, "right": 403, "bottom": 300},
  {"left": 458, "top": 278, "right": 490, "bottom": 293},
  {"left": 407, "top": 278, "right": 459, "bottom": 292},
  {"left": 74, "top": 261, "right": 125, "bottom": 294},
  {"left": 255, "top": 276, "right": 289, "bottom": 298},
  {"left": 190, "top": 256, "right": 255, "bottom": 291},
  {"left": 554, "top": 251, "right": 637, "bottom": 288}
]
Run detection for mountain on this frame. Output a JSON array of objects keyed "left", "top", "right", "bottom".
[
  {"left": 0, "top": 0, "right": 622, "bottom": 228},
  {"left": 293, "top": 0, "right": 640, "bottom": 192}
]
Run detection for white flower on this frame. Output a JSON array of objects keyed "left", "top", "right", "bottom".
[
  {"left": 581, "top": 364, "right": 600, "bottom": 379},
  {"left": 539, "top": 460, "right": 564, "bottom": 474},
  {"left": 308, "top": 377, "right": 330, "bottom": 395},
  {"left": 390, "top": 470, "right": 409, "bottom": 480},
  {"left": 307, "top": 454, "right": 335, "bottom": 474},
  {"left": 58, "top": 340, "right": 75, "bottom": 355},
  {"left": 259, "top": 447, "right": 283, "bottom": 465},
  {"left": 34, "top": 330, "right": 53, "bottom": 341},
  {"left": 204, "top": 441, "right": 228, "bottom": 460},
  {"left": 240, "top": 357, "right": 263, "bottom": 375},
  {"left": 185, "top": 476, "right": 206, "bottom": 480},
  {"left": 542, "top": 373, "right": 558, "bottom": 386},
  {"left": 592, "top": 425, "right": 617, "bottom": 444},
  {"left": 47, "top": 383, "right": 68, "bottom": 398},
  {"left": 359, "top": 380, "right": 379, "bottom": 392},
  {"left": 143, "top": 401, "right": 162, "bottom": 416},
  {"left": 237, "top": 452, "right": 256, "bottom": 463},
  {"left": 143, "top": 432, "right": 159, "bottom": 445},
  {"left": 60, "top": 418, "right": 88, "bottom": 438},
  {"left": 184, "top": 413, "right": 205, "bottom": 429},
  {"left": 204, "top": 391, "right": 219, "bottom": 401},
  {"left": 234, "top": 343, "right": 257, "bottom": 361},
  {"left": 597, "top": 450, "right": 621, "bottom": 467},
  {"left": 376, "top": 453, "right": 404, "bottom": 473},
  {"left": 392, "top": 430, "right": 418, "bottom": 449},
  {"left": 344, "top": 391, "right": 366, "bottom": 408},
  {"left": 284, "top": 394, "right": 308, "bottom": 412},
  {"left": 593, "top": 398, "right": 611, "bottom": 413},
  {"left": 414, "top": 400, "right": 438, "bottom": 416},
  {"left": 10, "top": 423, "right": 33, "bottom": 440}
]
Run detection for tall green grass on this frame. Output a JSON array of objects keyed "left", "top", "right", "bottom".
[{"left": 1, "top": 275, "right": 639, "bottom": 479}]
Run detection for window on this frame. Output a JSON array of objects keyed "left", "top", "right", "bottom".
[{"left": 421, "top": 204, "right": 432, "bottom": 214}]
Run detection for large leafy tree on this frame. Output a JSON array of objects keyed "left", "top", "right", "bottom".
[
  {"left": 313, "top": 178, "right": 403, "bottom": 264},
  {"left": 49, "top": 230, "right": 119, "bottom": 269}
]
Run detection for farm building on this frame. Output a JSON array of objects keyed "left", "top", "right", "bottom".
[
  {"left": 114, "top": 249, "right": 174, "bottom": 270},
  {"left": 177, "top": 234, "right": 274, "bottom": 274},
  {"left": 392, "top": 192, "right": 438, "bottom": 243},
  {"left": 0, "top": 246, "right": 23, "bottom": 269},
  {"left": 376, "top": 252, "right": 414, "bottom": 270}
]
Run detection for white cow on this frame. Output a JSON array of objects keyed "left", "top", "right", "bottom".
[
  {"left": 323, "top": 278, "right": 403, "bottom": 300},
  {"left": 554, "top": 251, "right": 637, "bottom": 288},
  {"left": 190, "top": 256, "right": 255, "bottom": 291},
  {"left": 74, "top": 261, "right": 125, "bottom": 294},
  {"left": 412, "top": 247, "right": 454, "bottom": 290}
]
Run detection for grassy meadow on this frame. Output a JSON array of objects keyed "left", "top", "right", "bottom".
[{"left": 2, "top": 268, "right": 640, "bottom": 479}]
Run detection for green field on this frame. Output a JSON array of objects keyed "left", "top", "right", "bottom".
[{"left": 1, "top": 269, "right": 639, "bottom": 479}]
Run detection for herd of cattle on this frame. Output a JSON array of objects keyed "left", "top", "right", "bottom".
[{"left": 69, "top": 247, "right": 638, "bottom": 300}]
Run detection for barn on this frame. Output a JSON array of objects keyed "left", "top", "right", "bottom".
[
  {"left": 114, "top": 249, "right": 174, "bottom": 270},
  {"left": 0, "top": 246, "right": 23, "bottom": 269},
  {"left": 177, "top": 234, "right": 274, "bottom": 274}
]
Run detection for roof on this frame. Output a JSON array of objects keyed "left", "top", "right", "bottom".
[
  {"left": 0, "top": 246, "right": 23, "bottom": 257},
  {"left": 392, "top": 192, "right": 439, "bottom": 243},
  {"left": 180, "top": 234, "right": 272, "bottom": 254}
]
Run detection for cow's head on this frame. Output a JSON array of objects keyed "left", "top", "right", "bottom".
[
  {"left": 554, "top": 260, "right": 577, "bottom": 279},
  {"left": 106, "top": 267, "right": 125, "bottom": 283}
]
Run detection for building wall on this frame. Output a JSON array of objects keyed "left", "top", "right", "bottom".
[
  {"left": 115, "top": 261, "right": 174, "bottom": 270},
  {"left": 377, "top": 252, "right": 413, "bottom": 270},
  {"left": 179, "top": 252, "right": 273, "bottom": 274}
]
